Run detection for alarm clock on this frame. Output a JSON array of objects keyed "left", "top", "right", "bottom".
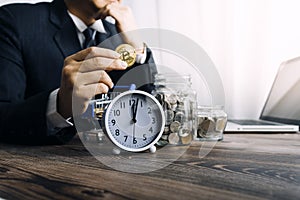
[{"left": 103, "top": 90, "right": 165, "bottom": 153}]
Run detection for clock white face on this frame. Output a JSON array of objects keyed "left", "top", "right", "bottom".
[{"left": 104, "top": 90, "right": 165, "bottom": 152}]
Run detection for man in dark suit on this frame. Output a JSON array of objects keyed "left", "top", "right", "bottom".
[{"left": 0, "top": 0, "right": 156, "bottom": 144}]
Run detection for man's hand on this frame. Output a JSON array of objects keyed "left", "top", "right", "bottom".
[
  {"left": 107, "top": 2, "right": 136, "bottom": 33},
  {"left": 57, "top": 47, "right": 127, "bottom": 119},
  {"left": 106, "top": 2, "right": 144, "bottom": 53}
]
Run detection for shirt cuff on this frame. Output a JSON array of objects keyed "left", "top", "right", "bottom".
[
  {"left": 135, "top": 43, "right": 147, "bottom": 64},
  {"left": 47, "top": 89, "right": 73, "bottom": 134}
]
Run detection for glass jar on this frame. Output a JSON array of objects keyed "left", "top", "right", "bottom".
[
  {"left": 195, "top": 105, "right": 227, "bottom": 141},
  {"left": 152, "top": 73, "right": 197, "bottom": 146}
]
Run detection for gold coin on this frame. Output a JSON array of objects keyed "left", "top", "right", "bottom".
[
  {"left": 216, "top": 117, "right": 227, "bottom": 132},
  {"left": 181, "top": 133, "right": 193, "bottom": 145},
  {"left": 95, "top": 107, "right": 104, "bottom": 118},
  {"left": 115, "top": 44, "right": 136, "bottom": 67}
]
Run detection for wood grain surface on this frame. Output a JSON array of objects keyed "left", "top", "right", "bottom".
[{"left": 0, "top": 133, "right": 299, "bottom": 200}]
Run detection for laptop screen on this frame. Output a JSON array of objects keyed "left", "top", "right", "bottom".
[{"left": 260, "top": 57, "right": 300, "bottom": 125}]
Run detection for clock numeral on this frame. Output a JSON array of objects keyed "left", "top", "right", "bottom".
[
  {"left": 149, "top": 127, "right": 153, "bottom": 133},
  {"left": 143, "top": 134, "right": 147, "bottom": 141},
  {"left": 111, "top": 119, "right": 116, "bottom": 126},
  {"left": 129, "top": 99, "right": 136, "bottom": 106},
  {"left": 120, "top": 101, "right": 125, "bottom": 109},
  {"left": 152, "top": 117, "right": 156, "bottom": 124},
  {"left": 129, "top": 98, "right": 142, "bottom": 107},
  {"left": 147, "top": 107, "right": 152, "bottom": 114},
  {"left": 124, "top": 135, "right": 128, "bottom": 142},
  {"left": 113, "top": 110, "right": 120, "bottom": 116},
  {"left": 115, "top": 129, "right": 120, "bottom": 136},
  {"left": 133, "top": 137, "right": 137, "bottom": 144}
]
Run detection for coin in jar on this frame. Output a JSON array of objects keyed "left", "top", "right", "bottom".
[
  {"left": 197, "top": 118, "right": 216, "bottom": 138},
  {"left": 197, "top": 116, "right": 205, "bottom": 126},
  {"left": 178, "top": 128, "right": 190, "bottom": 137},
  {"left": 170, "top": 121, "right": 181, "bottom": 132},
  {"left": 164, "top": 126, "right": 170, "bottom": 134},
  {"left": 216, "top": 117, "right": 227, "bottom": 132},
  {"left": 181, "top": 133, "right": 193, "bottom": 145},
  {"left": 115, "top": 44, "right": 136, "bottom": 67},
  {"left": 164, "top": 109, "right": 174, "bottom": 125},
  {"left": 166, "top": 93, "right": 177, "bottom": 105},
  {"left": 168, "top": 132, "right": 180, "bottom": 145},
  {"left": 174, "top": 111, "right": 185, "bottom": 124}
]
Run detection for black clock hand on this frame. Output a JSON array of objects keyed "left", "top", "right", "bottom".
[
  {"left": 131, "top": 102, "right": 135, "bottom": 123},
  {"left": 133, "top": 123, "right": 136, "bottom": 143},
  {"left": 132, "top": 98, "right": 139, "bottom": 123}
]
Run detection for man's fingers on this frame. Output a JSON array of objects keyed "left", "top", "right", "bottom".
[
  {"left": 78, "top": 83, "right": 110, "bottom": 101},
  {"left": 76, "top": 70, "right": 114, "bottom": 89},
  {"left": 106, "top": 59, "right": 128, "bottom": 71},
  {"left": 79, "top": 57, "right": 127, "bottom": 72},
  {"left": 68, "top": 47, "right": 120, "bottom": 62}
]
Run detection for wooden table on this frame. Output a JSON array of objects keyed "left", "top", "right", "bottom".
[{"left": 0, "top": 133, "right": 299, "bottom": 200}]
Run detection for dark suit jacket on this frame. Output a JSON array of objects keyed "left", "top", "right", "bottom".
[{"left": 0, "top": 0, "right": 156, "bottom": 144}]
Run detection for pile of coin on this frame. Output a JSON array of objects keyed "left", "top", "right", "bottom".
[
  {"left": 154, "top": 91, "right": 195, "bottom": 146},
  {"left": 196, "top": 115, "right": 227, "bottom": 141}
]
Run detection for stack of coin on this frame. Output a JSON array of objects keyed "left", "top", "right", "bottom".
[
  {"left": 197, "top": 117, "right": 216, "bottom": 138},
  {"left": 195, "top": 106, "right": 227, "bottom": 141},
  {"left": 154, "top": 91, "right": 194, "bottom": 146}
]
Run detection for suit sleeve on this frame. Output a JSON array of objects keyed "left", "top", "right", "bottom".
[{"left": 0, "top": 6, "right": 76, "bottom": 145}]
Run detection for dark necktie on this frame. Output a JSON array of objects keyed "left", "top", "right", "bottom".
[
  {"left": 96, "top": 32, "right": 108, "bottom": 44},
  {"left": 82, "top": 27, "right": 96, "bottom": 49}
]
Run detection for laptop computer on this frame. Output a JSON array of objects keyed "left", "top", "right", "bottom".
[{"left": 225, "top": 56, "right": 300, "bottom": 132}]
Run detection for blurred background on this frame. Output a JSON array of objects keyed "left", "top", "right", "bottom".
[{"left": 2, "top": 0, "right": 300, "bottom": 119}]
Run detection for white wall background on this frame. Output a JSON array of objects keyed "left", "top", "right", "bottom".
[{"left": 2, "top": 0, "right": 300, "bottom": 119}]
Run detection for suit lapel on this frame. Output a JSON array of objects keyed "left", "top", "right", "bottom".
[
  {"left": 49, "top": 0, "right": 81, "bottom": 57},
  {"left": 53, "top": 20, "right": 81, "bottom": 57},
  {"left": 97, "top": 20, "right": 124, "bottom": 50}
]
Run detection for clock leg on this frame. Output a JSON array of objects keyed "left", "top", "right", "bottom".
[
  {"left": 112, "top": 147, "right": 121, "bottom": 155},
  {"left": 149, "top": 145, "right": 156, "bottom": 153}
]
